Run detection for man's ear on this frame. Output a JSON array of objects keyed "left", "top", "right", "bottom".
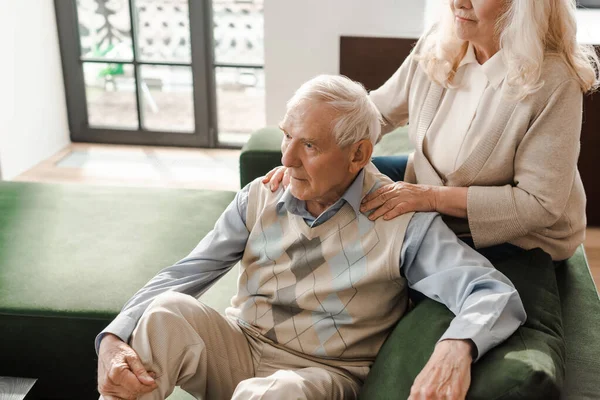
[{"left": 349, "top": 139, "right": 373, "bottom": 173}]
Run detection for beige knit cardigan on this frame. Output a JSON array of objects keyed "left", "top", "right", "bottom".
[{"left": 369, "top": 37, "right": 586, "bottom": 261}]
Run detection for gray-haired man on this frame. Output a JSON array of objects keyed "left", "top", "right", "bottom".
[{"left": 97, "top": 75, "right": 526, "bottom": 400}]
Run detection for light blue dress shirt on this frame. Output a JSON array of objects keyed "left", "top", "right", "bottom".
[{"left": 97, "top": 170, "right": 526, "bottom": 362}]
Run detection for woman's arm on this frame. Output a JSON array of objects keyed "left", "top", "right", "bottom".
[
  {"left": 363, "top": 78, "right": 583, "bottom": 247},
  {"left": 467, "top": 78, "right": 583, "bottom": 248}
]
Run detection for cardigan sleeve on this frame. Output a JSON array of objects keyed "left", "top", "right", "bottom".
[{"left": 467, "top": 78, "right": 583, "bottom": 249}]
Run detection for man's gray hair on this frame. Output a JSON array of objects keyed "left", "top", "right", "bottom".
[{"left": 286, "top": 75, "right": 382, "bottom": 148}]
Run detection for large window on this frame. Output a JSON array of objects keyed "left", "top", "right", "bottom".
[
  {"left": 213, "top": 0, "right": 265, "bottom": 145},
  {"left": 55, "top": 0, "right": 265, "bottom": 148}
]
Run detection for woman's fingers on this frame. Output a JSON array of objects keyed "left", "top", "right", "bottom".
[
  {"left": 262, "top": 166, "right": 282, "bottom": 184},
  {"left": 383, "top": 202, "right": 410, "bottom": 220},
  {"left": 282, "top": 168, "right": 291, "bottom": 190},
  {"left": 261, "top": 166, "right": 288, "bottom": 191},
  {"left": 361, "top": 182, "right": 438, "bottom": 220},
  {"left": 367, "top": 198, "right": 407, "bottom": 221},
  {"left": 361, "top": 184, "right": 396, "bottom": 212},
  {"left": 270, "top": 168, "right": 285, "bottom": 191}
]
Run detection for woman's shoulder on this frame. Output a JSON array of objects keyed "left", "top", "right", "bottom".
[
  {"left": 540, "top": 54, "right": 579, "bottom": 90},
  {"left": 519, "top": 54, "right": 581, "bottom": 108}
]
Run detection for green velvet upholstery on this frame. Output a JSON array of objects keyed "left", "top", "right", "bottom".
[
  {"left": 360, "top": 248, "right": 565, "bottom": 400},
  {"left": 557, "top": 249, "right": 600, "bottom": 399},
  {"left": 0, "top": 181, "right": 237, "bottom": 399},
  {"left": 238, "top": 126, "right": 600, "bottom": 399}
]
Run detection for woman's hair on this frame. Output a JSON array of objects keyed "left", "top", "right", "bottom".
[
  {"left": 286, "top": 75, "right": 383, "bottom": 147},
  {"left": 417, "top": 0, "right": 600, "bottom": 100}
]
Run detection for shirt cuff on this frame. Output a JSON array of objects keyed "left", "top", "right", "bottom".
[
  {"left": 437, "top": 317, "right": 494, "bottom": 363},
  {"left": 94, "top": 313, "right": 138, "bottom": 355}
]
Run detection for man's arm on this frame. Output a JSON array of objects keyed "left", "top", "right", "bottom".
[
  {"left": 400, "top": 212, "right": 526, "bottom": 400},
  {"left": 96, "top": 185, "right": 251, "bottom": 352},
  {"left": 401, "top": 212, "right": 526, "bottom": 360}
]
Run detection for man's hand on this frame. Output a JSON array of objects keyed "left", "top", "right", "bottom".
[
  {"left": 408, "top": 339, "right": 473, "bottom": 400},
  {"left": 97, "top": 333, "right": 158, "bottom": 400}
]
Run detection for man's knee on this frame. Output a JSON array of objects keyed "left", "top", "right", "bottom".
[
  {"left": 145, "top": 291, "right": 201, "bottom": 318},
  {"left": 232, "top": 369, "right": 331, "bottom": 400}
]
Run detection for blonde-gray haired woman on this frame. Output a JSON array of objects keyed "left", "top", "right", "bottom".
[{"left": 265, "top": 0, "right": 600, "bottom": 263}]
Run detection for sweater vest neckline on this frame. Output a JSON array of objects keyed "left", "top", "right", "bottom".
[{"left": 289, "top": 202, "right": 357, "bottom": 240}]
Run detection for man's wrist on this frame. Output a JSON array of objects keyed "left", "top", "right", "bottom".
[
  {"left": 99, "top": 333, "right": 123, "bottom": 351},
  {"left": 437, "top": 339, "right": 476, "bottom": 362}
]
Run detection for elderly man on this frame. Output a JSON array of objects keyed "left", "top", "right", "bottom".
[{"left": 97, "top": 75, "right": 526, "bottom": 400}]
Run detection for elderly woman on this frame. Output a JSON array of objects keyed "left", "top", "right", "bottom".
[{"left": 266, "top": 0, "right": 600, "bottom": 262}]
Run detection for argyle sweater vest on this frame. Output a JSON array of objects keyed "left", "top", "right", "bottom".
[{"left": 225, "top": 164, "right": 413, "bottom": 361}]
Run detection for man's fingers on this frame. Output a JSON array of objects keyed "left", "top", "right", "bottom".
[
  {"left": 108, "top": 363, "right": 154, "bottom": 395},
  {"left": 126, "top": 354, "right": 156, "bottom": 386}
]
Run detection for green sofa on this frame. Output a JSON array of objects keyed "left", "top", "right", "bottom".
[
  {"left": 0, "top": 183, "right": 234, "bottom": 399},
  {"left": 0, "top": 126, "right": 598, "bottom": 399}
]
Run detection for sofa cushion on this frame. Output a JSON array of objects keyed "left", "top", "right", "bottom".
[
  {"left": 359, "top": 248, "right": 565, "bottom": 400},
  {"left": 0, "top": 181, "right": 237, "bottom": 399}
]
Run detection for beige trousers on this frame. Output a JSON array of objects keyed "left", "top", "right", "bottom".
[{"left": 129, "top": 292, "right": 367, "bottom": 400}]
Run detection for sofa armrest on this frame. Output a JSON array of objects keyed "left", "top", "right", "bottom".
[
  {"left": 239, "top": 127, "right": 283, "bottom": 188},
  {"left": 556, "top": 246, "right": 600, "bottom": 398}
]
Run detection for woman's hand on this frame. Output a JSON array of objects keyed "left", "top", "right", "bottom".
[
  {"left": 360, "top": 182, "right": 439, "bottom": 220},
  {"left": 262, "top": 166, "right": 290, "bottom": 192}
]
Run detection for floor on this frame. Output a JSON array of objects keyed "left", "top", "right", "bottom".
[
  {"left": 15, "top": 142, "right": 242, "bottom": 192},
  {"left": 13, "top": 143, "right": 600, "bottom": 290}
]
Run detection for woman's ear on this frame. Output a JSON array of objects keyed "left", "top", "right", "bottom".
[{"left": 349, "top": 139, "right": 374, "bottom": 173}]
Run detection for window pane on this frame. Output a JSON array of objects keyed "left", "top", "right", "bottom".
[
  {"left": 135, "top": 0, "right": 192, "bottom": 63},
  {"left": 213, "top": 0, "right": 264, "bottom": 65},
  {"left": 77, "top": 0, "right": 134, "bottom": 61},
  {"left": 140, "top": 65, "right": 195, "bottom": 133},
  {"left": 216, "top": 67, "right": 265, "bottom": 142},
  {"left": 83, "top": 62, "right": 138, "bottom": 129}
]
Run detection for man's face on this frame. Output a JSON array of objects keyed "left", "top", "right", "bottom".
[{"left": 279, "top": 101, "right": 354, "bottom": 206}]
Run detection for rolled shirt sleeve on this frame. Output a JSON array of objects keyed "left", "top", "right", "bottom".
[
  {"left": 95, "top": 184, "right": 251, "bottom": 353},
  {"left": 401, "top": 212, "right": 527, "bottom": 361}
]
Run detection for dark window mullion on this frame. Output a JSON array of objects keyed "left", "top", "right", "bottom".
[
  {"left": 127, "top": 0, "right": 144, "bottom": 131},
  {"left": 82, "top": 58, "right": 191, "bottom": 68}
]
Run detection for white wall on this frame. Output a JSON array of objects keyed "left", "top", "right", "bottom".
[
  {"left": 264, "top": 0, "right": 425, "bottom": 126},
  {"left": 0, "top": 1, "right": 70, "bottom": 180},
  {"left": 576, "top": 9, "right": 600, "bottom": 44},
  {"left": 424, "top": 0, "right": 444, "bottom": 31}
]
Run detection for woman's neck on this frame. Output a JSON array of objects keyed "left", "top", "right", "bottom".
[{"left": 471, "top": 40, "right": 500, "bottom": 64}]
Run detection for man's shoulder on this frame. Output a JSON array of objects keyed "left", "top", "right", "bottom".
[{"left": 244, "top": 176, "right": 287, "bottom": 216}]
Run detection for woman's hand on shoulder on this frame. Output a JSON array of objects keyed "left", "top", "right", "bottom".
[
  {"left": 262, "top": 166, "right": 290, "bottom": 192},
  {"left": 360, "top": 182, "right": 438, "bottom": 220}
]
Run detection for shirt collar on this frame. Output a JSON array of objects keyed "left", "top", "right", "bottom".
[
  {"left": 458, "top": 42, "right": 506, "bottom": 90},
  {"left": 277, "top": 168, "right": 366, "bottom": 216}
]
